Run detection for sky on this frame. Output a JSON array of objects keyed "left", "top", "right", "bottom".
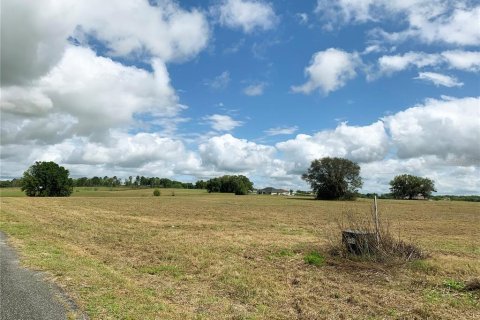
[{"left": 1, "top": 0, "right": 479, "bottom": 194}]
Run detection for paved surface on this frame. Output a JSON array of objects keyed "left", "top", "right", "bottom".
[{"left": 0, "top": 231, "right": 73, "bottom": 320}]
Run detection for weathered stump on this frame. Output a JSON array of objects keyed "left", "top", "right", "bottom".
[{"left": 342, "top": 230, "right": 377, "bottom": 255}]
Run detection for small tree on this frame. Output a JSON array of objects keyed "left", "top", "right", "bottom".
[
  {"left": 302, "top": 157, "right": 362, "bottom": 200},
  {"left": 389, "top": 174, "right": 436, "bottom": 199},
  {"left": 21, "top": 161, "right": 73, "bottom": 197},
  {"left": 153, "top": 189, "right": 161, "bottom": 196}
]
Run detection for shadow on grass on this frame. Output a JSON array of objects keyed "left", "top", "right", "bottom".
[{"left": 286, "top": 197, "right": 317, "bottom": 201}]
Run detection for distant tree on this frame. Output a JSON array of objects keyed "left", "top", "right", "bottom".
[
  {"left": 0, "top": 178, "right": 23, "bottom": 188},
  {"left": 195, "top": 180, "right": 207, "bottom": 189},
  {"left": 206, "top": 175, "right": 253, "bottom": 195},
  {"left": 302, "top": 157, "right": 362, "bottom": 200},
  {"left": 389, "top": 174, "right": 436, "bottom": 199},
  {"left": 21, "top": 161, "right": 73, "bottom": 197}
]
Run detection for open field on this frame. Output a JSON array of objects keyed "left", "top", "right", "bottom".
[{"left": 0, "top": 190, "right": 479, "bottom": 319}]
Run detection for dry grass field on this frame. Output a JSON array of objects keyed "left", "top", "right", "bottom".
[{"left": 0, "top": 189, "right": 479, "bottom": 319}]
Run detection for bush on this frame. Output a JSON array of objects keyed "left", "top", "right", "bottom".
[
  {"left": 329, "top": 208, "right": 425, "bottom": 263},
  {"left": 153, "top": 189, "right": 161, "bottom": 196}
]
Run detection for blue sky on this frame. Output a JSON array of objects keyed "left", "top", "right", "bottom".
[{"left": 1, "top": 0, "right": 479, "bottom": 194}]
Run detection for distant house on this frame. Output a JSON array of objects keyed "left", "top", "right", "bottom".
[{"left": 257, "top": 187, "right": 290, "bottom": 195}]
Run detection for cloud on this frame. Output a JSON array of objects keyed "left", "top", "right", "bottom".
[
  {"left": 316, "top": 0, "right": 480, "bottom": 46},
  {"left": 204, "top": 71, "right": 231, "bottom": 90},
  {"left": 65, "top": 132, "right": 201, "bottom": 170},
  {"left": 0, "top": 0, "right": 77, "bottom": 85},
  {"left": 376, "top": 52, "right": 443, "bottom": 76},
  {"left": 1, "top": 46, "right": 181, "bottom": 145},
  {"left": 0, "top": 0, "right": 210, "bottom": 87},
  {"left": 199, "top": 134, "right": 276, "bottom": 171},
  {"left": 441, "top": 50, "right": 480, "bottom": 72},
  {"left": 415, "top": 72, "right": 463, "bottom": 87},
  {"left": 216, "top": 0, "right": 278, "bottom": 33},
  {"left": 73, "top": 0, "right": 210, "bottom": 62},
  {"left": 296, "top": 13, "right": 309, "bottom": 25},
  {"left": 292, "top": 48, "right": 361, "bottom": 95},
  {"left": 373, "top": 50, "right": 480, "bottom": 78},
  {"left": 384, "top": 96, "right": 480, "bottom": 165},
  {"left": 277, "top": 121, "right": 390, "bottom": 172},
  {"left": 243, "top": 83, "right": 266, "bottom": 96},
  {"left": 265, "top": 126, "right": 298, "bottom": 136},
  {"left": 203, "top": 114, "right": 243, "bottom": 131}
]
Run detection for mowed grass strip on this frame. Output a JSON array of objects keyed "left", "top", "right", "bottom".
[{"left": 0, "top": 193, "right": 479, "bottom": 319}]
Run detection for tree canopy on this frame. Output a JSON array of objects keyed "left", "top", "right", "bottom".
[
  {"left": 302, "top": 157, "right": 363, "bottom": 200},
  {"left": 389, "top": 174, "right": 436, "bottom": 199},
  {"left": 205, "top": 175, "right": 253, "bottom": 195},
  {"left": 21, "top": 161, "right": 74, "bottom": 197}
]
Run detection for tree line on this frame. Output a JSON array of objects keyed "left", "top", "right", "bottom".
[
  {"left": 0, "top": 172, "right": 207, "bottom": 190},
  {"left": 74, "top": 175, "right": 198, "bottom": 189},
  {"left": 8, "top": 160, "right": 478, "bottom": 201}
]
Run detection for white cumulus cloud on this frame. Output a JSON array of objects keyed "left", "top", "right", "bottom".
[
  {"left": 316, "top": 0, "right": 480, "bottom": 46},
  {"left": 372, "top": 50, "right": 480, "bottom": 79},
  {"left": 203, "top": 114, "right": 243, "bottom": 132},
  {"left": 292, "top": 48, "right": 361, "bottom": 95},
  {"left": 276, "top": 121, "right": 390, "bottom": 173},
  {"left": 384, "top": 96, "right": 480, "bottom": 165},
  {"left": 441, "top": 50, "right": 480, "bottom": 72},
  {"left": 1, "top": 46, "right": 181, "bottom": 144},
  {"left": 216, "top": 0, "right": 278, "bottom": 33},
  {"left": 199, "top": 134, "right": 276, "bottom": 171}
]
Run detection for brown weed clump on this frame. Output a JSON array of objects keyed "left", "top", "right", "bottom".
[{"left": 329, "top": 209, "right": 426, "bottom": 263}]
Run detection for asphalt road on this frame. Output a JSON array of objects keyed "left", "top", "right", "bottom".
[{"left": 0, "top": 231, "right": 76, "bottom": 320}]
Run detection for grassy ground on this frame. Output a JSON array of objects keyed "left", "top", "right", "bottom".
[
  {"left": 0, "top": 187, "right": 207, "bottom": 197},
  {"left": 0, "top": 189, "right": 478, "bottom": 319}
]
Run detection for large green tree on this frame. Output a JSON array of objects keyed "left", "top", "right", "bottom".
[
  {"left": 21, "top": 161, "right": 73, "bottom": 197},
  {"left": 302, "top": 157, "right": 363, "bottom": 200},
  {"left": 205, "top": 175, "right": 253, "bottom": 195},
  {"left": 389, "top": 174, "right": 436, "bottom": 199}
]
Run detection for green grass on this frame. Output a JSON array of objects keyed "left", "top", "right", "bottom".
[
  {"left": 0, "top": 187, "right": 208, "bottom": 198},
  {"left": 443, "top": 279, "right": 465, "bottom": 291},
  {"left": 409, "top": 259, "right": 438, "bottom": 274},
  {"left": 139, "top": 265, "right": 184, "bottom": 278},
  {"left": 304, "top": 251, "right": 325, "bottom": 266}
]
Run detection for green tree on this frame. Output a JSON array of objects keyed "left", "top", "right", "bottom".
[
  {"left": 302, "top": 157, "right": 362, "bottom": 200},
  {"left": 21, "top": 161, "right": 73, "bottom": 197},
  {"left": 195, "top": 180, "right": 207, "bottom": 189},
  {"left": 389, "top": 174, "right": 436, "bottom": 199},
  {"left": 205, "top": 175, "right": 253, "bottom": 195}
]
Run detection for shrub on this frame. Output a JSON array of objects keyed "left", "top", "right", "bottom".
[
  {"left": 329, "top": 207, "right": 425, "bottom": 263},
  {"left": 153, "top": 189, "right": 161, "bottom": 196}
]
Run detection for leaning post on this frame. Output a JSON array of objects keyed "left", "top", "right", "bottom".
[{"left": 373, "top": 195, "right": 380, "bottom": 244}]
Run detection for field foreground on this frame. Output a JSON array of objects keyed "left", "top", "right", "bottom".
[{"left": 0, "top": 190, "right": 479, "bottom": 319}]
